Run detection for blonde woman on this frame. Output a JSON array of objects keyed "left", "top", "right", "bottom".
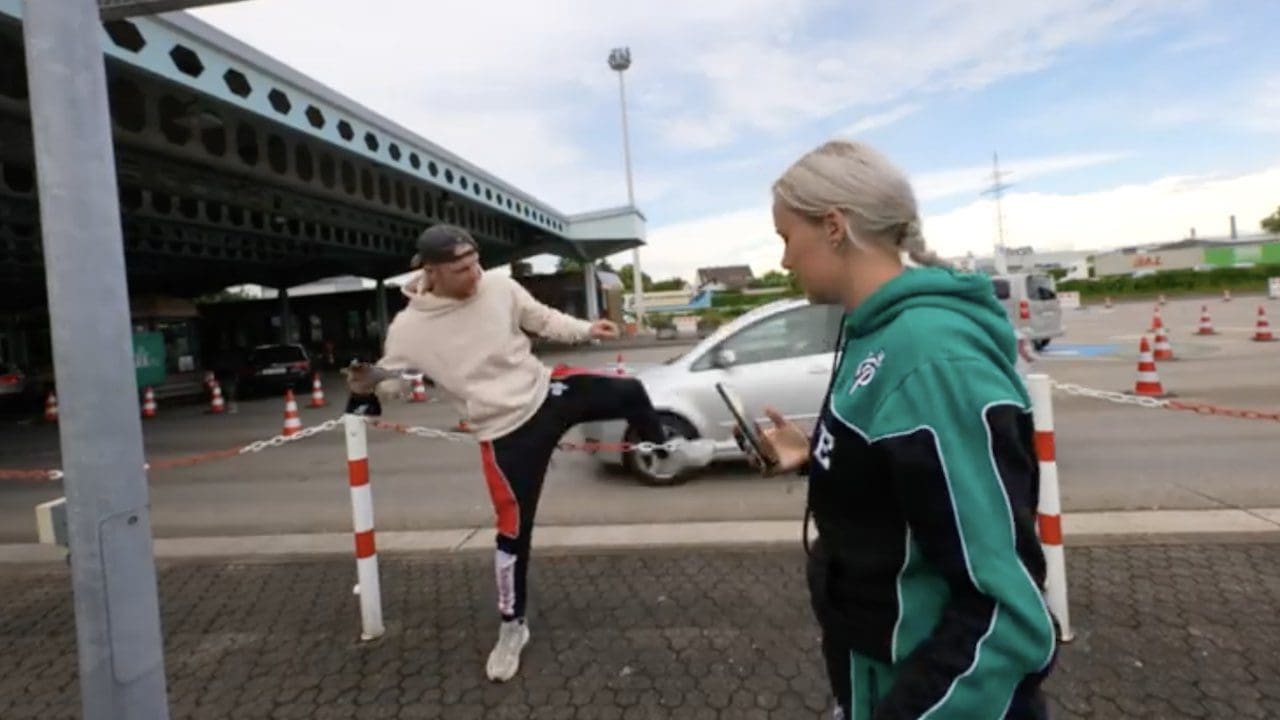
[{"left": 756, "top": 141, "right": 1058, "bottom": 719}]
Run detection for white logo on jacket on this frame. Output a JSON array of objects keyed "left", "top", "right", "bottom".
[
  {"left": 850, "top": 350, "right": 885, "bottom": 393},
  {"left": 813, "top": 422, "right": 835, "bottom": 471}
]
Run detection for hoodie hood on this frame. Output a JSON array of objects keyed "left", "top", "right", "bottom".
[
  {"left": 844, "top": 267, "right": 1015, "bottom": 362},
  {"left": 400, "top": 271, "right": 484, "bottom": 318}
]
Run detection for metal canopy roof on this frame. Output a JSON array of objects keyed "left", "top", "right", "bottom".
[{"left": 0, "top": 0, "right": 644, "bottom": 311}]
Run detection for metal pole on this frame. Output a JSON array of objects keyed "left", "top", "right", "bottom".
[
  {"left": 21, "top": 1, "right": 170, "bottom": 717},
  {"left": 991, "top": 152, "right": 1009, "bottom": 275},
  {"left": 584, "top": 264, "right": 600, "bottom": 320},
  {"left": 1026, "top": 374, "right": 1073, "bottom": 642},
  {"left": 616, "top": 70, "right": 645, "bottom": 327},
  {"left": 343, "top": 413, "right": 385, "bottom": 640}
]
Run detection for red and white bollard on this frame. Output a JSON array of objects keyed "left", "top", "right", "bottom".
[
  {"left": 1026, "top": 374, "right": 1073, "bottom": 642},
  {"left": 344, "top": 413, "right": 385, "bottom": 641}
]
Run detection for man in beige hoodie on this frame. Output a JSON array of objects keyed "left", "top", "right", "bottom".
[{"left": 347, "top": 225, "right": 712, "bottom": 682}]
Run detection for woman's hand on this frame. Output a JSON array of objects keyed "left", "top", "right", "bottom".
[{"left": 750, "top": 407, "right": 811, "bottom": 475}]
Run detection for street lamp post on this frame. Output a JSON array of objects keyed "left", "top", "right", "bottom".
[{"left": 608, "top": 47, "right": 644, "bottom": 328}]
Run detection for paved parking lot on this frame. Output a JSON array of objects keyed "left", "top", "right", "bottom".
[
  {"left": 1, "top": 295, "right": 1278, "bottom": 543},
  {"left": 5, "top": 541, "right": 1280, "bottom": 719}
]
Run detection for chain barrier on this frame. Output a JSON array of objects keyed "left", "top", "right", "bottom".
[
  {"left": 1051, "top": 381, "right": 1280, "bottom": 422},
  {"left": 7, "top": 382, "right": 1272, "bottom": 484},
  {"left": 1162, "top": 401, "right": 1280, "bottom": 423},
  {"left": 1049, "top": 381, "right": 1169, "bottom": 409},
  {"left": 0, "top": 417, "right": 343, "bottom": 484},
  {"left": 363, "top": 418, "right": 679, "bottom": 454}
]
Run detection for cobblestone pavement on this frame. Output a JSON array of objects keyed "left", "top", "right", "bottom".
[{"left": 3, "top": 542, "right": 1280, "bottom": 718}]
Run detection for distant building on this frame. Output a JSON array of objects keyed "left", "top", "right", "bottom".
[
  {"left": 696, "top": 265, "right": 755, "bottom": 291},
  {"left": 1093, "top": 234, "right": 1280, "bottom": 277},
  {"left": 953, "top": 248, "right": 1093, "bottom": 275}
]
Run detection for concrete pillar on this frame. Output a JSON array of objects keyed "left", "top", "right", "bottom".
[
  {"left": 375, "top": 279, "right": 389, "bottom": 342},
  {"left": 584, "top": 265, "right": 600, "bottom": 320},
  {"left": 278, "top": 286, "right": 292, "bottom": 344}
]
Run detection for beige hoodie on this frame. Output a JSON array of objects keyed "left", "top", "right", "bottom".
[{"left": 375, "top": 271, "right": 595, "bottom": 441}]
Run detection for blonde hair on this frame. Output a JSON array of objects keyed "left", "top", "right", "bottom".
[{"left": 772, "top": 140, "right": 948, "bottom": 268}]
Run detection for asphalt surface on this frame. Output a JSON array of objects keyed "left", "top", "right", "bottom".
[
  {"left": 1, "top": 295, "right": 1278, "bottom": 543},
  {"left": 5, "top": 541, "right": 1280, "bottom": 719}
]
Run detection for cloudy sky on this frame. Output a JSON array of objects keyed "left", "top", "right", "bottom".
[{"left": 192, "top": 0, "right": 1280, "bottom": 283}]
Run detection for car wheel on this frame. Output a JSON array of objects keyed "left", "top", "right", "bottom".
[
  {"left": 1032, "top": 339, "right": 1050, "bottom": 351},
  {"left": 624, "top": 413, "right": 700, "bottom": 487}
]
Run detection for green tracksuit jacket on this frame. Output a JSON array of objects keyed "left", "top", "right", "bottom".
[{"left": 806, "top": 267, "right": 1058, "bottom": 719}]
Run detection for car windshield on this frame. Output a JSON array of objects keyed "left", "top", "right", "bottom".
[
  {"left": 992, "top": 279, "right": 1011, "bottom": 300},
  {"left": 249, "top": 346, "right": 305, "bottom": 364},
  {"left": 1026, "top": 275, "right": 1057, "bottom": 301},
  {"left": 715, "top": 304, "right": 841, "bottom": 365}
]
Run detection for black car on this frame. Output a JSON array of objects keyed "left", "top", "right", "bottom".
[
  {"left": 237, "top": 344, "right": 312, "bottom": 397},
  {"left": 0, "top": 362, "right": 33, "bottom": 408}
]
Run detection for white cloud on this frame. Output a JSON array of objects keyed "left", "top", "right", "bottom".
[
  {"left": 191, "top": 0, "right": 792, "bottom": 211},
  {"left": 841, "top": 104, "right": 922, "bottom": 137},
  {"left": 1245, "top": 75, "right": 1280, "bottom": 133},
  {"left": 657, "top": 0, "right": 1202, "bottom": 150},
  {"left": 640, "top": 208, "right": 780, "bottom": 282},
  {"left": 191, "top": 0, "right": 1201, "bottom": 212},
  {"left": 1164, "top": 32, "right": 1229, "bottom": 54},
  {"left": 912, "top": 151, "right": 1130, "bottom": 202},
  {"left": 639, "top": 163, "right": 1280, "bottom": 281},
  {"left": 924, "top": 164, "right": 1280, "bottom": 258}
]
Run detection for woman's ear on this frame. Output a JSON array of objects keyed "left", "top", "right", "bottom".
[{"left": 824, "top": 209, "right": 845, "bottom": 247}]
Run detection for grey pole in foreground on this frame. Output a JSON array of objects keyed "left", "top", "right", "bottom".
[{"left": 22, "top": 1, "right": 170, "bottom": 718}]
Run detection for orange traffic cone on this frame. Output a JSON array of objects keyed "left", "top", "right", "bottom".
[
  {"left": 456, "top": 419, "right": 471, "bottom": 433},
  {"left": 308, "top": 373, "right": 327, "bottom": 408},
  {"left": 1223, "top": 289, "right": 1232, "bottom": 303},
  {"left": 282, "top": 389, "right": 302, "bottom": 436},
  {"left": 615, "top": 353, "right": 626, "bottom": 376},
  {"left": 44, "top": 391, "right": 58, "bottom": 423},
  {"left": 1132, "top": 337, "right": 1166, "bottom": 397},
  {"left": 1196, "top": 306, "right": 1217, "bottom": 335},
  {"left": 1152, "top": 326, "right": 1174, "bottom": 361},
  {"left": 208, "top": 380, "right": 226, "bottom": 414},
  {"left": 141, "top": 387, "right": 157, "bottom": 419},
  {"left": 1148, "top": 306, "right": 1163, "bottom": 333},
  {"left": 1253, "top": 305, "right": 1276, "bottom": 342},
  {"left": 409, "top": 375, "right": 428, "bottom": 403}
]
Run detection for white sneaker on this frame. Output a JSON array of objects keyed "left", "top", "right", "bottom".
[{"left": 485, "top": 619, "right": 530, "bottom": 682}]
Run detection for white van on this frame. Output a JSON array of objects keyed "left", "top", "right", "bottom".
[{"left": 991, "top": 272, "right": 1064, "bottom": 350}]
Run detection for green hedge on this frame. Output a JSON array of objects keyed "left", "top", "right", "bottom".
[{"left": 1060, "top": 265, "right": 1280, "bottom": 299}]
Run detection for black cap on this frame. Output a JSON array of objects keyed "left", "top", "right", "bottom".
[{"left": 410, "top": 224, "right": 479, "bottom": 268}]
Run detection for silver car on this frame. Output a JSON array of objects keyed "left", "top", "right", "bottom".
[
  {"left": 580, "top": 299, "right": 844, "bottom": 485},
  {"left": 992, "top": 272, "right": 1064, "bottom": 350}
]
